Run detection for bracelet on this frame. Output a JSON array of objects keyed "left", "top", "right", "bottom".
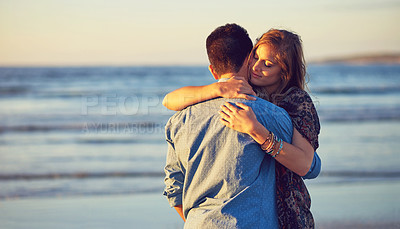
[
  {"left": 265, "top": 136, "right": 275, "bottom": 153},
  {"left": 267, "top": 135, "right": 278, "bottom": 154},
  {"left": 260, "top": 131, "right": 271, "bottom": 150},
  {"left": 264, "top": 134, "right": 278, "bottom": 155},
  {"left": 260, "top": 131, "right": 273, "bottom": 151},
  {"left": 272, "top": 139, "right": 284, "bottom": 158}
]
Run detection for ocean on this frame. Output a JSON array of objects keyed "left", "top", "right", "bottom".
[{"left": 0, "top": 64, "right": 399, "bottom": 199}]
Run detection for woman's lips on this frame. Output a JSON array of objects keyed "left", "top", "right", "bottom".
[{"left": 251, "top": 72, "right": 262, "bottom": 79}]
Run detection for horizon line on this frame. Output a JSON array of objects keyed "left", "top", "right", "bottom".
[{"left": 1, "top": 52, "right": 400, "bottom": 68}]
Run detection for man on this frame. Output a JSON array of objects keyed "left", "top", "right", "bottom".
[
  {"left": 164, "top": 23, "right": 291, "bottom": 228},
  {"left": 163, "top": 24, "right": 319, "bottom": 228}
]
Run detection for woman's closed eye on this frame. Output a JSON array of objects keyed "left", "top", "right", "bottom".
[
  {"left": 254, "top": 55, "right": 268, "bottom": 66},
  {"left": 264, "top": 62, "right": 273, "bottom": 68}
]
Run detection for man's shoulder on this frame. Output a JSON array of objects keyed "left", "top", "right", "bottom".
[
  {"left": 243, "top": 97, "right": 288, "bottom": 115},
  {"left": 185, "top": 97, "right": 244, "bottom": 110},
  {"left": 166, "top": 98, "right": 224, "bottom": 125},
  {"left": 190, "top": 96, "right": 289, "bottom": 117}
]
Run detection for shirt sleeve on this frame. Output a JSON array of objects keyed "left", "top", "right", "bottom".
[
  {"left": 302, "top": 151, "right": 321, "bottom": 179},
  {"left": 163, "top": 121, "right": 184, "bottom": 207}
]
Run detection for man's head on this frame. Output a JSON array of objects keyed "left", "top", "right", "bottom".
[{"left": 206, "top": 23, "right": 253, "bottom": 78}]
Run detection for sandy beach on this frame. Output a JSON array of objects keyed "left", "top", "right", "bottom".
[
  {"left": 308, "top": 179, "right": 400, "bottom": 228},
  {"left": 1, "top": 179, "right": 399, "bottom": 229}
]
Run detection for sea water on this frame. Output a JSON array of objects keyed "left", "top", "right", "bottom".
[{"left": 0, "top": 64, "right": 399, "bottom": 199}]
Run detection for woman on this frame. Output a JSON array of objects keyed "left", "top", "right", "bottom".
[{"left": 163, "top": 29, "right": 320, "bottom": 228}]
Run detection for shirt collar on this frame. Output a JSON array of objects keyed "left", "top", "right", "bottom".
[{"left": 218, "top": 78, "right": 230, "bottom": 82}]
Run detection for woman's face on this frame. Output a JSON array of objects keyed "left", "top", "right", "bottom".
[{"left": 249, "top": 44, "right": 282, "bottom": 94}]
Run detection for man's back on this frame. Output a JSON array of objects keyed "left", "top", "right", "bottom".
[{"left": 164, "top": 97, "right": 292, "bottom": 228}]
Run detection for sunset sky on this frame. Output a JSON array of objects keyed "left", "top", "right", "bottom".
[{"left": 1, "top": 0, "right": 399, "bottom": 66}]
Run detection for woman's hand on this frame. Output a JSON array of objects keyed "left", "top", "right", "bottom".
[
  {"left": 217, "top": 76, "right": 256, "bottom": 100},
  {"left": 219, "top": 102, "right": 260, "bottom": 135},
  {"left": 220, "top": 102, "right": 315, "bottom": 176}
]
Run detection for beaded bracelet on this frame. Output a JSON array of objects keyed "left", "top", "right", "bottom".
[{"left": 272, "top": 139, "right": 284, "bottom": 158}]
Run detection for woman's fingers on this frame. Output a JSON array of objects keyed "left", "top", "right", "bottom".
[
  {"left": 219, "top": 118, "right": 230, "bottom": 127},
  {"left": 235, "top": 94, "right": 256, "bottom": 101},
  {"left": 220, "top": 104, "right": 232, "bottom": 115},
  {"left": 232, "top": 76, "right": 256, "bottom": 96},
  {"left": 222, "top": 101, "right": 253, "bottom": 112},
  {"left": 235, "top": 102, "right": 250, "bottom": 110},
  {"left": 239, "top": 86, "right": 257, "bottom": 96},
  {"left": 223, "top": 102, "right": 239, "bottom": 113},
  {"left": 221, "top": 76, "right": 257, "bottom": 99},
  {"left": 218, "top": 110, "right": 230, "bottom": 121}
]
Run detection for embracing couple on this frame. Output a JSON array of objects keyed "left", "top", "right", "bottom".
[{"left": 163, "top": 23, "right": 321, "bottom": 228}]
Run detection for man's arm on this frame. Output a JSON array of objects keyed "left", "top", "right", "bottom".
[{"left": 163, "top": 119, "right": 185, "bottom": 219}]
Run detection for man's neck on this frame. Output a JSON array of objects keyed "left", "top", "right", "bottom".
[{"left": 220, "top": 72, "right": 239, "bottom": 79}]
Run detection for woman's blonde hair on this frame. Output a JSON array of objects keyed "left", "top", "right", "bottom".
[{"left": 248, "top": 29, "right": 307, "bottom": 103}]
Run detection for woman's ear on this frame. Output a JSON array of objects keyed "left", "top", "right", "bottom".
[{"left": 208, "top": 65, "right": 219, "bottom": 80}]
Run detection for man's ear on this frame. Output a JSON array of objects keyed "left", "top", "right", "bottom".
[{"left": 208, "top": 65, "right": 219, "bottom": 80}]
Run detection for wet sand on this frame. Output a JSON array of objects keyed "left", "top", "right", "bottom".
[{"left": 1, "top": 179, "right": 399, "bottom": 229}]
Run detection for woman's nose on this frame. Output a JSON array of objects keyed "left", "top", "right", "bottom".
[{"left": 252, "top": 60, "right": 261, "bottom": 72}]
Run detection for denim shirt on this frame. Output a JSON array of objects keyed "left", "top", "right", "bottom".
[{"left": 163, "top": 96, "right": 293, "bottom": 229}]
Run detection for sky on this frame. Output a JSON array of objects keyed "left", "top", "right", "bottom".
[{"left": 1, "top": 0, "right": 399, "bottom": 66}]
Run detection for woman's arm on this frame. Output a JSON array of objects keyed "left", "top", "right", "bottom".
[
  {"left": 219, "top": 102, "right": 314, "bottom": 176},
  {"left": 162, "top": 76, "right": 256, "bottom": 111},
  {"left": 303, "top": 151, "right": 321, "bottom": 179},
  {"left": 163, "top": 84, "right": 220, "bottom": 111}
]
